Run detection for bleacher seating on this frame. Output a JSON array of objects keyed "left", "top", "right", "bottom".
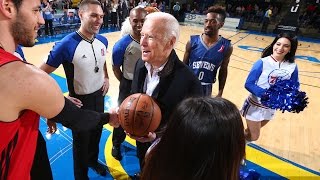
[{"left": 39, "top": 10, "right": 81, "bottom": 37}]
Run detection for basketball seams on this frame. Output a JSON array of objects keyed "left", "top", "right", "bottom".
[
  {"left": 132, "top": 93, "right": 142, "bottom": 136},
  {"left": 119, "top": 93, "right": 161, "bottom": 136},
  {"left": 141, "top": 95, "right": 154, "bottom": 136}
]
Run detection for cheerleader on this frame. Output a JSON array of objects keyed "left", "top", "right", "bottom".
[{"left": 241, "top": 33, "right": 299, "bottom": 141}]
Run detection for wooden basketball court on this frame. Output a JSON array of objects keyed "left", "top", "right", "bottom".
[{"left": 22, "top": 25, "right": 320, "bottom": 179}]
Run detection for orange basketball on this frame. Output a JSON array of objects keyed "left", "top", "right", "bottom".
[{"left": 119, "top": 93, "right": 161, "bottom": 137}]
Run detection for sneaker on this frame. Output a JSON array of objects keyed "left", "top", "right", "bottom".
[
  {"left": 89, "top": 162, "right": 108, "bottom": 176},
  {"left": 129, "top": 172, "right": 140, "bottom": 180},
  {"left": 111, "top": 146, "right": 122, "bottom": 161},
  {"left": 241, "top": 159, "right": 246, "bottom": 166}
]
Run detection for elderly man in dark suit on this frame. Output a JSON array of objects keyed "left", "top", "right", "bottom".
[{"left": 129, "top": 12, "right": 203, "bottom": 178}]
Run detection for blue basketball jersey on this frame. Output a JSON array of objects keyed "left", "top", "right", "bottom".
[{"left": 188, "top": 35, "right": 231, "bottom": 84}]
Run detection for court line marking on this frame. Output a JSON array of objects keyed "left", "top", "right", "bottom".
[
  {"left": 50, "top": 144, "right": 73, "bottom": 165},
  {"left": 247, "top": 144, "right": 320, "bottom": 177},
  {"left": 104, "top": 125, "right": 131, "bottom": 180},
  {"left": 49, "top": 68, "right": 320, "bottom": 178}
]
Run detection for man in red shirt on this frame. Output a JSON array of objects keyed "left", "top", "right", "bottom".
[{"left": 0, "top": 0, "right": 119, "bottom": 180}]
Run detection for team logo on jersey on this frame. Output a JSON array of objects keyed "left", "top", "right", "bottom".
[
  {"left": 218, "top": 45, "right": 225, "bottom": 53},
  {"left": 101, "top": 49, "right": 105, "bottom": 56},
  {"left": 192, "top": 61, "right": 215, "bottom": 71},
  {"left": 268, "top": 69, "right": 291, "bottom": 85}
]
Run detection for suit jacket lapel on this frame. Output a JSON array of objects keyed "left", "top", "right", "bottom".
[{"left": 137, "top": 64, "right": 147, "bottom": 93}]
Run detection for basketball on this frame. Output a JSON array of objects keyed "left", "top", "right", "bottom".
[{"left": 119, "top": 93, "right": 161, "bottom": 136}]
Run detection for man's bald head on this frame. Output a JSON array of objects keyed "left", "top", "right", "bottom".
[{"left": 129, "top": 7, "right": 147, "bottom": 39}]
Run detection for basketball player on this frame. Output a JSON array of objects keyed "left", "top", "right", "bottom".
[
  {"left": 183, "top": 5, "right": 233, "bottom": 97},
  {"left": 111, "top": 7, "right": 147, "bottom": 161},
  {"left": 128, "top": 12, "right": 203, "bottom": 178},
  {"left": 0, "top": 0, "right": 118, "bottom": 180},
  {"left": 241, "top": 33, "right": 299, "bottom": 141},
  {"left": 39, "top": 0, "right": 110, "bottom": 179}
]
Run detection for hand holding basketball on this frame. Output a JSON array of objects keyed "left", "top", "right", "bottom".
[
  {"left": 108, "top": 107, "right": 120, "bottom": 128},
  {"left": 126, "top": 132, "right": 157, "bottom": 143},
  {"left": 118, "top": 93, "right": 161, "bottom": 137}
]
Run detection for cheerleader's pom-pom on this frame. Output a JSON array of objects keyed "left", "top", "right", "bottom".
[
  {"left": 240, "top": 168, "right": 261, "bottom": 180},
  {"left": 261, "top": 79, "right": 308, "bottom": 113}
]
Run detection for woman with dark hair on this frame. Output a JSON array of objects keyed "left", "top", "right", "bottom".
[
  {"left": 141, "top": 97, "right": 245, "bottom": 180},
  {"left": 241, "top": 33, "right": 299, "bottom": 141}
]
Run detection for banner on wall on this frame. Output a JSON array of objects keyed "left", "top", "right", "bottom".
[{"left": 273, "top": 0, "right": 302, "bottom": 34}]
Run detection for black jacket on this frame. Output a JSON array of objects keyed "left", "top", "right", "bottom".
[{"left": 131, "top": 50, "right": 203, "bottom": 132}]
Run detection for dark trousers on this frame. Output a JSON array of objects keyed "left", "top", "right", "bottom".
[
  {"left": 173, "top": 11, "right": 179, "bottom": 20},
  {"left": 45, "top": 19, "right": 53, "bottom": 36},
  {"left": 112, "top": 78, "right": 132, "bottom": 147},
  {"left": 201, "top": 84, "right": 213, "bottom": 96},
  {"left": 31, "top": 132, "right": 53, "bottom": 180},
  {"left": 111, "top": 12, "right": 117, "bottom": 27},
  {"left": 71, "top": 89, "right": 104, "bottom": 180},
  {"left": 136, "top": 141, "right": 152, "bottom": 168},
  {"left": 261, "top": 17, "right": 270, "bottom": 33},
  {"left": 103, "top": 14, "right": 109, "bottom": 28}
]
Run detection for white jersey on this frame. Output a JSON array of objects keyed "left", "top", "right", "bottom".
[
  {"left": 245, "top": 55, "right": 299, "bottom": 102},
  {"left": 45, "top": 32, "right": 108, "bottom": 95}
]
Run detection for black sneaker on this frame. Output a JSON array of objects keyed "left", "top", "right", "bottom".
[
  {"left": 129, "top": 172, "right": 140, "bottom": 180},
  {"left": 89, "top": 162, "right": 108, "bottom": 176},
  {"left": 111, "top": 146, "right": 122, "bottom": 161}
]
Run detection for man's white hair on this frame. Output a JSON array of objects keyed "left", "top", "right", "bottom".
[{"left": 145, "top": 12, "right": 180, "bottom": 46}]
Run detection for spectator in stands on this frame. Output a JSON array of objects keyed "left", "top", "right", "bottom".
[
  {"left": 60, "top": 10, "right": 69, "bottom": 24},
  {"left": 70, "top": 12, "right": 80, "bottom": 24},
  {"left": 172, "top": 2, "right": 180, "bottom": 20},
  {"left": 158, "top": 1, "right": 165, "bottom": 12},
  {"left": 306, "top": 3, "right": 317, "bottom": 16},
  {"left": 101, "top": 0, "right": 110, "bottom": 28},
  {"left": 254, "top": 4, "right": 259, "bottom": 12},
  {"left": 192, "top": 1, "right": 199, "bottom": 13},
  {"left": 236, "top": 5, "right": 241, "bottom": 17},
  {"left": 255, "top": 8, "right": 264, "bottom": 23},
  {"left": 129, "top": 0, "right": 135, "bottom": 12},
  {"left": 150, "top": 0, "right": 157, "bottom": 7},
  {"left": 63, "top": 0, "right": 72, "bottom": 9},
  {"left": 51, "top": 0, "right": 58, "bottom": 13},
  {"left": 120, "top": 0, "right": 130, "bottom": 27},
  {"left": 191, "top": 7, "right": 199, "bottom": 14},
  {"left": 42, "top": 0, "right": 54, "bottom": 36},
  {"left": 138, "top": 0, "right": 148, "bottom": 8},
  {"left": 111, "top": 0, "right": 119, "bottom": 27},
  {"left": 261, "top": 6, "right": 273, "bottom": 33},
  {"left": 314, "top": 13, "right": 320, "bottom": 31},
  {"left": 245, "top": 4, "right": 253, "bottom": 21}
]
